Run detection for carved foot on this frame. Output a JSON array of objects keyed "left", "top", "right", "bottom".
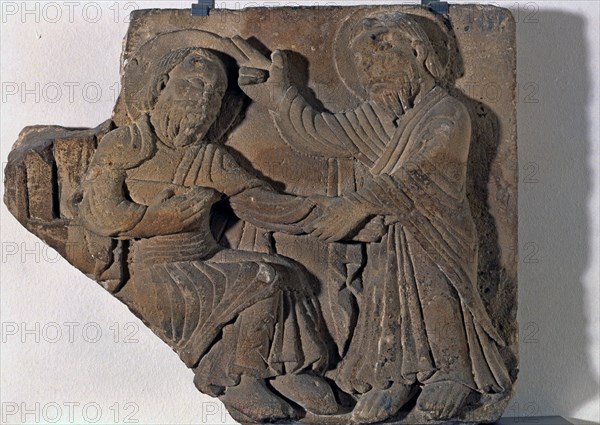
[
  {"left": 271, "top": 374, "right": 339, "bottom": 415},
  {"left": 417, "top": 381, "right": 471, "bottom": 420},
  {"left": 351, "top": 383, "right": 416, "bottom": 424},
  {"left": 219, "top": 375, "right": 297, "bottom": 423}
]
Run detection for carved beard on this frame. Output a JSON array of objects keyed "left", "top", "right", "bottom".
[
  {"left": 369, "top": 62, "right": 421, "bottom": 118},
  {"left": 152, "top": 89, "right": 219, "bottom": 148}
]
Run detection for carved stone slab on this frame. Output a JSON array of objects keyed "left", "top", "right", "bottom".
[{"left": 4, "top": 5, "right": 517, "bottom": 424}]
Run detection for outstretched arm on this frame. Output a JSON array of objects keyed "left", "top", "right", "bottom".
[
  {"left": 230, "top": 186, "right": 317, "bottom": 235},
  {"left": 236, "top": 44, "right": 360, "bottom": 159},
  {"left": 305, "top": 100, "right": 473, "bottom": 242},
  {"left": 192, "top": 143, "right": 317, "bottom": 235}
]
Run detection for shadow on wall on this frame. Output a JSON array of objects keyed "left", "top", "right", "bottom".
[{"left": 510, "top": 8, "right": 598, "bottom": 421}]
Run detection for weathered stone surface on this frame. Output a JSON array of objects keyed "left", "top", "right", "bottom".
[{"left": 4, "top": 5, "right": 517, "bottom": 424}]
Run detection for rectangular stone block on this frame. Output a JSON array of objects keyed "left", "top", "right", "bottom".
[{"left": 5, "top": 5, "right": 518, "bottom": 425}]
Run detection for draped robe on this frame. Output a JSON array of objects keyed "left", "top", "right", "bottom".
[
  {"left": 78, "top": 114, "right": 330, "bottom": 394},
  {"left": 271, "top": 85, "right": 511, "bottom": 394}
]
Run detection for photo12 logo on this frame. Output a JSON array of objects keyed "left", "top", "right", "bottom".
[
  {"left": 1, "top": 321, "right": 140, "bottom": 344},
  {"left": 1, "top": 81, "right": 122, "bottom": 105},
  {"left": 1, "top": 2, "right": 139, "bottom": 24},
  {"left": 1, "top": 401, "right": 140, "bottom": 424}
]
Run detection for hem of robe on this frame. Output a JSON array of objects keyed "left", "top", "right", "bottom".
[
  {"left": 331, "top": 225, "right": 510, "bottom": 396},
  {"left": 118, "top": 249, "right": 330, "bottom": 385}
]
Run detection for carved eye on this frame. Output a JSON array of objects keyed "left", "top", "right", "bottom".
[
  {"left": 189, "top": 56, "right": 207, "bottom": 69},
  {"left": 188, "top": 78, "right": 205, "bottom": 90}
]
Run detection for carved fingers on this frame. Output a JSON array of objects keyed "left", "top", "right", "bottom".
[
  {"left": 175, "top": 188, "right": 217, "bottom": 226},
  {"left": 307, "top": 194, "right": 338, "bottom": 210},
  {"left": 152, "top": 188, "right": 176, "bottom": 204},
  {"left": 238, "top": 69, "right": 271, "bottom": 106},
  {"left": 238, "top": 49, "right": 289, "bottom": 107},
  {"left": 270, "top": 50, "right": 287, "bottom": 81},
  {"left": 131, "top": 186, "right": 220, "bottom": 237},
  {"left": 353, "top": 216, "right": 386, "bottom": 242},
  {"left": 231, "top": 35, "right": 272, "bottom": 70},
  {"left": 318, "top": 217, "right": 364, "bottom": 243},
  {"left": 179, "top": 187, "right": 221, "bottom": 225},
  {"left": 302, "top": 197, "right": 367, "bottom": 243},
  {"left": 238, "top": 67, "right": 269, "bottom": 86}
]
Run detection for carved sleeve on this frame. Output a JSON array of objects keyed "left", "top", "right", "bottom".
[
  {"left": 230, "top": 186, "right": 316, "bottom": 234},
  {"left": 201, "top": 144, "right": 316, "bottom": 233},
  {"left": 347, "top": 100, "right": 472, "bottom": 221},
  {"left": 271, "top": 86, "right": 361, "bottom": 159},
  {"left": 78, "top": 125, "right": 152, "bottom": 237},
  {"left": 194, "top": 143, "right": 267, "bottom": 197}
]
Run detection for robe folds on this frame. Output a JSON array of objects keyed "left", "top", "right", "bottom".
[
  {"left": 273, "top": 85, "right": 511, "bottom": 394},
  {"left": 78, "top": 115, "right": 331, "bottom": 391}
]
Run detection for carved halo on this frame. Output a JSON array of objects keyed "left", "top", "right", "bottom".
[
  {"left": 333, "top": 6, "right": 459, "bottom": 101},
  {"left": 113, "top": 29, "right": 271, "bottom": 128}
]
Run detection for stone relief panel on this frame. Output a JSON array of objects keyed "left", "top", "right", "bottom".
[{"left": 4, "top": 5, "right": 517, "bottom": 424}]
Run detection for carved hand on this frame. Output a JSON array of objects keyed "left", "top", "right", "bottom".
[
  {"left": 127, "top": 186, "right": 220, "bottom": 238},
  {"left": 353, "top": 216, "right": 387, "bottom": 242},
  {"left": 238, "top": 50, "right": 290, "bottom": 107},
  {"left": 303, "top": 195, "right": 371, "bottom": 243}
]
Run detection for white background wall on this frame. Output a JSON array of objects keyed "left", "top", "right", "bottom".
[{"left": 1, "top": 1, "right": 598, "bottom": 424}]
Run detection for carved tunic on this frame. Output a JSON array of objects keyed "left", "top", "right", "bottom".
[
  {"left": 273, "top": 85, "right": 511, "bottom": 395},
  {"left": 78, "top": 116, "right": 330, "bottom": 392}
]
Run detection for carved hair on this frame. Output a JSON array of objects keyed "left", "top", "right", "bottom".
[
  {"left": 352, "top": 13, "right": 446, "bottom": 82},
  {"left": 147, "top": 47, "right": 228, "bottom": 108},
  {"left": 146, "top": 47, "right": 244, "bottom": 143}
]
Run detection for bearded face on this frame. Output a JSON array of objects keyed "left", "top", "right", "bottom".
[
  {"left": 353, "top": 28, "right": 425, "bottom": 117},
  {"left": 153, "top": 88, "right": 222, "bottom": 148},
  {"left": 150, "top": 50, "right": 227, "bottom": 148}
]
